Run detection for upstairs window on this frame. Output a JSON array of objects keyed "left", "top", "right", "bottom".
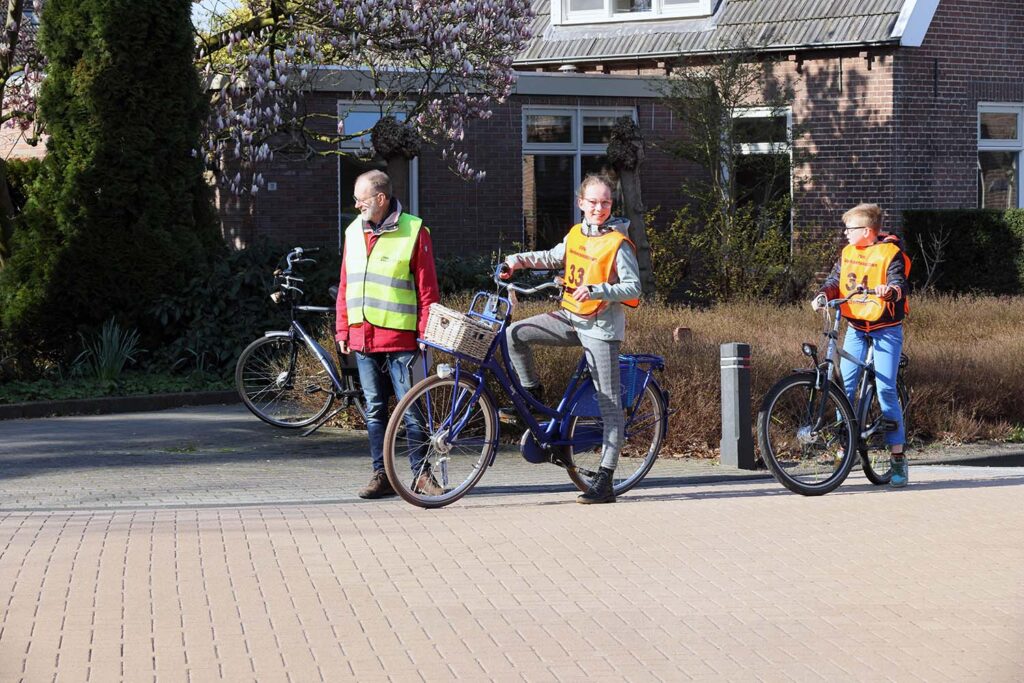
[{"left": 555, "top": 0, "right": 715, "bottom": 25}]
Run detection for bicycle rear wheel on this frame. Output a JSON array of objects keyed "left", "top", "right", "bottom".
[
  {"left": 383, "top": 375, "right": 497, "bottom": 509},
  {"left": 757, "top": 374, "right": 857, "bottom": 496},
  {"left": 565, "top": 379, "right": 666, "bottom": 496},
  {"left": 235, "top": 335, "right": 334, "bottom": 428},
  {"left": 858, "top": 378, "right": 910, "bottom": 485}
]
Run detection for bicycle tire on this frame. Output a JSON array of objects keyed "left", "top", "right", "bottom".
[
  {"left": 858, "top": 378, "right": 910, "bottom": 485},
  {"left": 383, "top": 374, "right": 497, "bottom": 509},
  {"left": 565, "top": 379, "right": 666, "bottom": 496},
  {"left": 757, "top": 374, "right": 858, "bottom": 496},
  {"left": 235, "top": 335, "right": 334, "bottom": 428}
]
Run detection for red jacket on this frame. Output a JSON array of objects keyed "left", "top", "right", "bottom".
[{"left": 335, "top": 212, "right": 440, "bottom": 353}]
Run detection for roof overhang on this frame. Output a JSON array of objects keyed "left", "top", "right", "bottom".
[{"left": 891, "top": 0, "right": 940, "bottom": 47}]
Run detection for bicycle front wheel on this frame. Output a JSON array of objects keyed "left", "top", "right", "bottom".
[
  {"left": 235, "top": 335, "right": 334, "bottom": 428},
  {"left": 757, "top": 374, "right": 857, "bottom": 496},
  {"left": 859, "top": 379, "right": 910, "bottom": 485},
  {"left": 566, "top": 379, "right": 666, "bottom": 496},
  {"left": 383, "top": 375, "right": 497, "bottom": 509}
]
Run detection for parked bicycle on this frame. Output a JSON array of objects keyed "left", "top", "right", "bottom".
[
  {"left": 235, "top": 247, "right": 365, "bottom": 432},
  {"left": 756, "top": 287, "right": 910, "bottom": 496},
  {"left": 381, "top": 265, "right": 670, "bottom": 508}
]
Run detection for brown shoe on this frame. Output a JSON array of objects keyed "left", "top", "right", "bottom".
[
  {"left": 358, "top": 470, "right": 396, "bottom": 499},
  {"left": 413, "top": 471, "right": 445, "bottom": 496}
]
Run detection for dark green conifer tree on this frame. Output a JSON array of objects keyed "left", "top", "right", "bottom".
[{"left": 0, "top": 0, "right": 220, "bottom": 371}]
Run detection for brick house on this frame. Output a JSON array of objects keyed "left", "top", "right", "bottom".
[{"left": 0, "top": 1, "right": 941, "bottom": 256}]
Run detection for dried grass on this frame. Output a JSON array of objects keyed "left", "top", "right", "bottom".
[{"left": 310, "top": 293, "right": 1024, "bottom": 456}]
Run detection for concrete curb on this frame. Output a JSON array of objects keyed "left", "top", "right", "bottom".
[{"left": 0, "top": 390, "right": 241, "bottom": 420}]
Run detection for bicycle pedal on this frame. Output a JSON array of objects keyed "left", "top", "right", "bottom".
[
  {"left": 498, "top": 411, "right": 521, "bottom": 425},
  {"left": 880, "top": 418, "right": 899, "bottom": 432}
]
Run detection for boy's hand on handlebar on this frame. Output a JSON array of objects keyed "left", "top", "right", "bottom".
[
  {"left": 810, "top": 293, "right": 827, "bottom": 311},
  {"left": 873, "top": 284, "right": 893, "bottom": 298}
]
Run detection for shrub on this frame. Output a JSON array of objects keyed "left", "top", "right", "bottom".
[
  {"left": 435, "top": 252, "right": 497, "bottom": 295},
  {"left": 0, "top": 0, "right": 221, "bottom": 377},
  {"left": 148, "top": 241, "right": 341, "bottom": 376},
  {"left": 73, "top": 318, "right": 142, "bottom": 382},
  {"left": 902, "top": 209, "right": 1023, "bottom": 294},
  {"left": 649, "top": 198, "right": 831, "bottom": 304}
]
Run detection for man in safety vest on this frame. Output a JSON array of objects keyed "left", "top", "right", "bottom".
[
  {"left": 813, "top": 203, "right": 911, "bottom": 487},
  {"left": 500, "top": 174, "right": 642, "bottom": 504},
  {"left": 336, "top": 170, "right": 442, "bottom": 499}
]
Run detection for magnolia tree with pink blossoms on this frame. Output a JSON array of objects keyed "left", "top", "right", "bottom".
[
  {"left": 195, "top": 0, "right": 534, "bottom": 195},
  {"left": 0, "top": 0, "right": 44, "bottom": 266}
]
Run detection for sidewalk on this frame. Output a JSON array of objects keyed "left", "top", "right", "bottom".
[{"left": 1, "top": 405, "right": 1022, "bottom": 681}]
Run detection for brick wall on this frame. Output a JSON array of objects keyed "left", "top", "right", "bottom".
[
  {"left": 236, "top": 91, "right": 698, "bottom": 260},
  {"left": 894, "top": 0, "right": 1024, "bottom": 215},
  {"left": 217, "top": 0, "right": 1024, "bottom": 254}
]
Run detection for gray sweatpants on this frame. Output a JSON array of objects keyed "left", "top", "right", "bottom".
[{"left": 506, "top": 310, "right": 623, "bottom": 470}]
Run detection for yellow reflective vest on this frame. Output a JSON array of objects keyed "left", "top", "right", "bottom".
[
  {"left": 560, "top": 224, "right": 640, "bottom": 316},
  {"left": 344, "top": 213, "right": 424, "bottom": 331}
]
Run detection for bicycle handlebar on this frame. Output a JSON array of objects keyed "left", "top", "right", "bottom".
[
  {"left": 820, "top": 286, "right": 881, "bottom": 310},
  {"left": 492, "top": 263, "right": 564, "bottom": 296},
  {"left": 283, "top": 247, "right": 320, "bottom": 273}
]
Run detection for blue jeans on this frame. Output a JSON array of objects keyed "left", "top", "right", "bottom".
[
  {"left": 839, "top": 325, "right": 905, "bottom": 447},
  {"left": 354, "top": 350, "right": 427, "bottom": 473}
]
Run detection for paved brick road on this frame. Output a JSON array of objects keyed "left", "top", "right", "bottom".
[{"left": 1, "top": 407, "right": 1022, "bottom": 681}]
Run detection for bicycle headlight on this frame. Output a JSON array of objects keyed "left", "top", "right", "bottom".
[
  {"left": 270, "top": 291, "right": 284, "bottom": 304},
  {"left": 801, "top": 343, "right": 818, "bottom": 359}
]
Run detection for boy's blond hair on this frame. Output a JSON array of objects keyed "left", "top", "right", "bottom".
[{"left": 842, "top": 203, "right": 883, "bottom": 231}]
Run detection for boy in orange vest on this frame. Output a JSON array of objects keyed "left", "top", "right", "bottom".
[
  {"left": 813, "top": 203, "right": 911, "bottom": 486},
  {"left": 500, "top": 175, "right": 642, "bottom": 504}
]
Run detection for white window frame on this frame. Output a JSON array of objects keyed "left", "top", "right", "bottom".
[
  {"left": 553, "top": 0, "right": 714, "bottom": 26},
  {"left": 335, "top": 101, "right": 419, "bottom": 225},
  {"left": 729, "top": 106, "right": 795, "bottom": 248},
  {"left": 523, "top": 105, "right": 637, "bottom": 223},
  {"left": 977, "top": 103, "right": 1023, "bottom": 209}
]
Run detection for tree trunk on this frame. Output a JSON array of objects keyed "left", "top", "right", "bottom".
[
  {"left": 0, "top": 157, "right": 15, "bottom": 269},
  {"left": 619, "top": 167, "right": 655, "bottom": 296},
  {"left": 385, "top": 155, "right": 411, "bottom": 210}
]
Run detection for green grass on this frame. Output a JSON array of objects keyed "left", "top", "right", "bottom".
[{"left": 0, "top": 371, "right": 231, "bottom": 405}]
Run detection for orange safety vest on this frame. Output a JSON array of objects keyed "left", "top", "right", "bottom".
[
  {"left": 560, "top": 224, "right": 640, "bottom": 316},
  {"left": 838, "top": 238, "right": 910, "bottom": 328}
]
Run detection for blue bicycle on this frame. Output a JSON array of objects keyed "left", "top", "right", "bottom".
[{"left": 382, "top": 266, "right": 670, "bottom": 508}]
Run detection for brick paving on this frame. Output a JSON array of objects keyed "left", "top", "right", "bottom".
[{"left": 1, "top": 406, "right": 1023, "bottom": 681}]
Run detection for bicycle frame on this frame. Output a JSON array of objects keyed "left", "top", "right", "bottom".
[
  {"left": 418, "top": 290, "right": 665, "bottom": 461},
  {"left": 807, "top": 297, "right": 901, "bottom": 442}
]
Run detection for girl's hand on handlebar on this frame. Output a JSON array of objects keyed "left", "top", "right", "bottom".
[
  {"left": 498, "top": 259, "right": 517, "bottom": 280},
  {"left": 811, "top": 293, "right": 827, "bottom": 312},
  {"left": 873, "top": 283, "right": 893, "bottom": 298},
  {"left": 571, "top": 285, "right": 592, "bottom": 302}
]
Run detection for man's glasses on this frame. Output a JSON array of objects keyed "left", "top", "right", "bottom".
[
  {"left": 353, "top": 192, "right": 382, "bottom": 205},
  {"left": 581, "top": 198, "right": 613, "bottom": 209}
]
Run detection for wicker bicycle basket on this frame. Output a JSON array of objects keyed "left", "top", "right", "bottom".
[{"left": 422, "top": 303, "right": 498, "bottom": 361}]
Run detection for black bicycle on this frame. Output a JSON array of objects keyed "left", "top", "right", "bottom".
[
  {"left": 235, "top": 247, "right": 365, "bottom": 431},
  {"left": 756, "top": 288, "right": 910, "bottom": 496}
]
